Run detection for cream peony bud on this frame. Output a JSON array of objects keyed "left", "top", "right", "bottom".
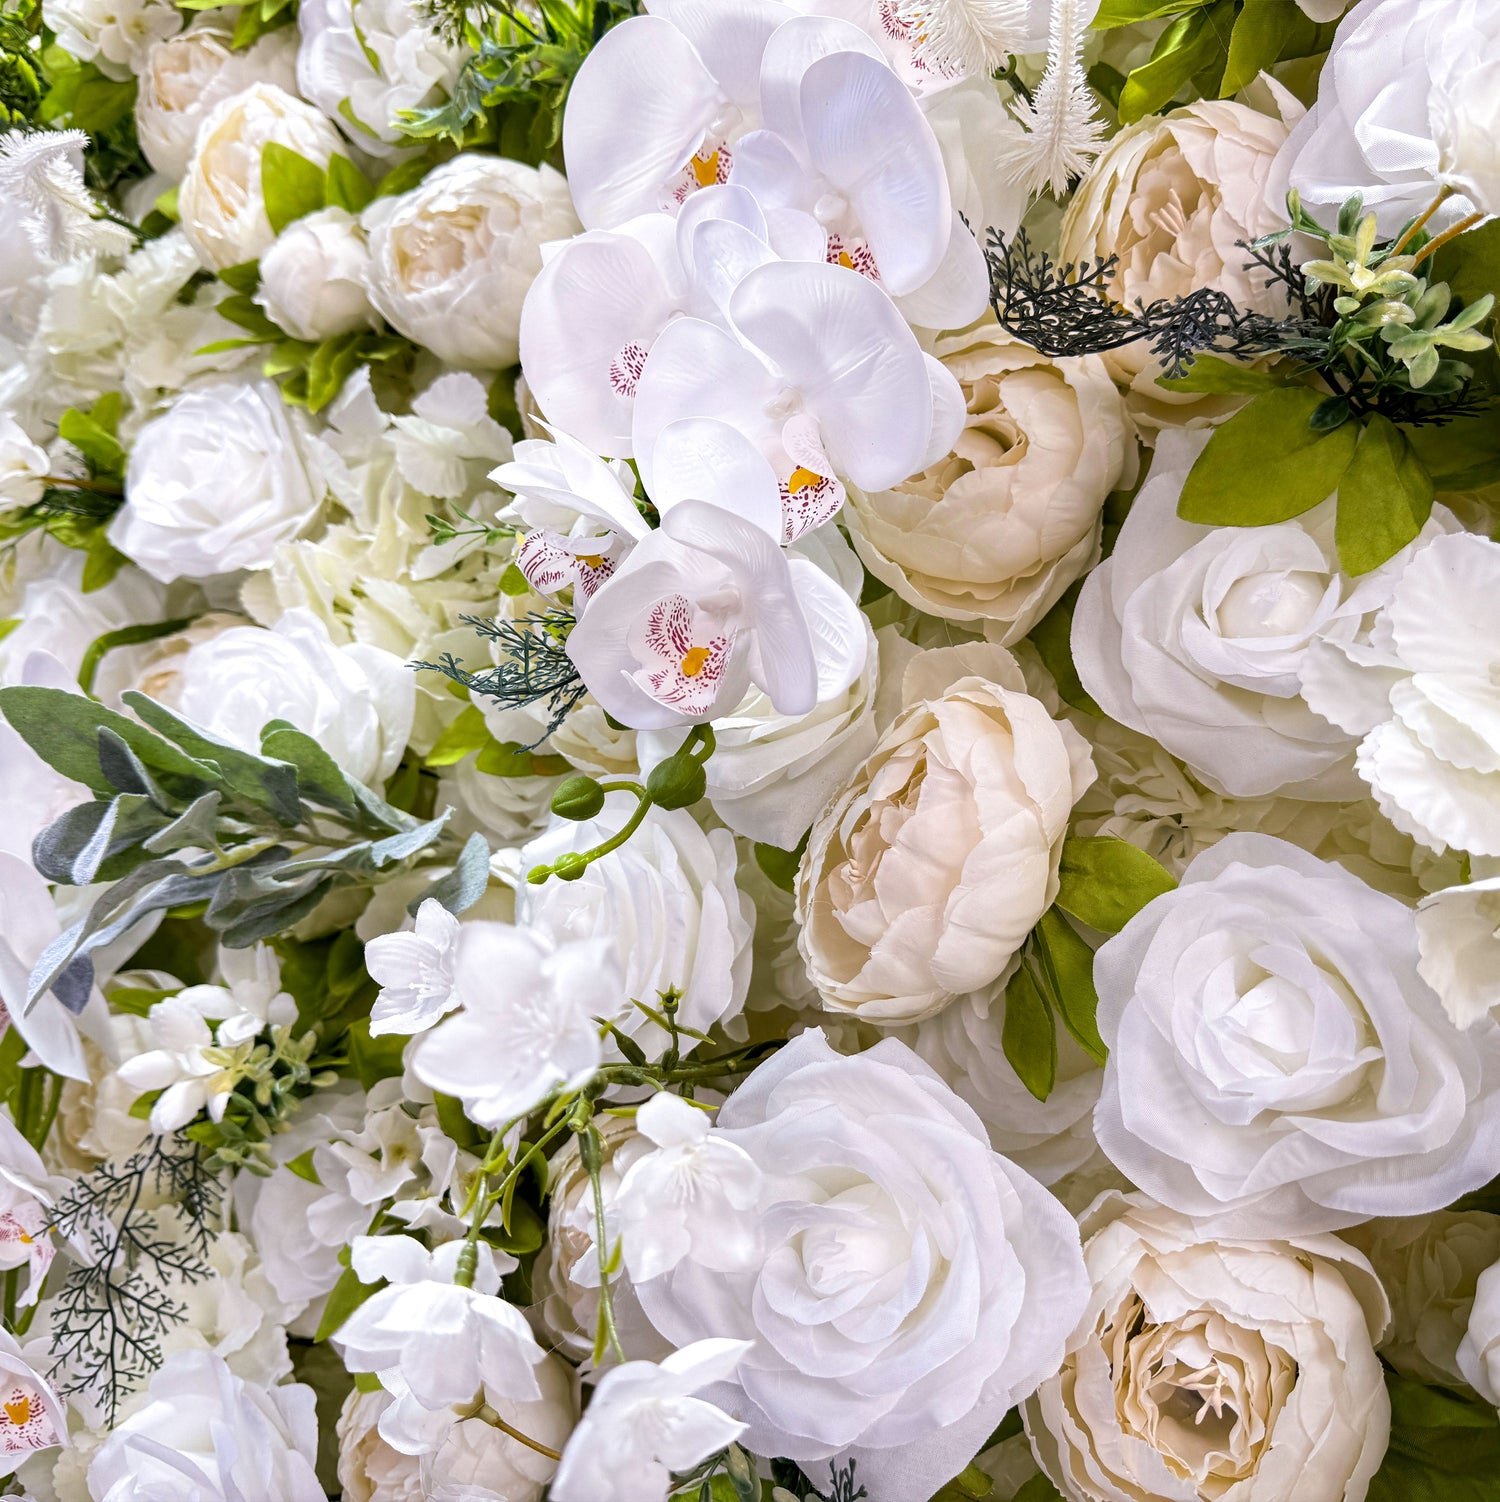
[
  {"left": 362, "top": 154, "right": 580, "bottom": 370},
  {"left": 256, "top": 206, "right": 377, "bottom": 342},
  {"left": 847, "top": 321, "right": 1131, "bottom": 639},
  {"left": 178, "top": 83, "right": 345, "bottom": 271},
  {"left": 135, "top": 21, "right": 298, "bottom": 180},
  {"left": 796, "top": 642, "right": 1095, "bottom": 1025},
  {"left": 1025, "top": 1192, "right": 1391, "bottom": 1502},
  {"left": 1060, "top": 99, "right": 1293, "bottom": 433}
]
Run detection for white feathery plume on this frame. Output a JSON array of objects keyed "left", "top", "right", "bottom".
[
  {"left": 894, "top": 0, "right": 1031, "bottom": 80},
  {"left": 994, "top": 0, "right": 1106, "bottom": 198},
  {"left": 0, "top": 128, "right": 135, "bottom": 263}
]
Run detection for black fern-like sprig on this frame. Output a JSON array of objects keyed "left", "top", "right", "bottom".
[
  {"left": 415, "top": 611, "right": 586, "bottom": 745},
  {"left": 45, "top": 1136, "right": 223, "bottom": 1424}
]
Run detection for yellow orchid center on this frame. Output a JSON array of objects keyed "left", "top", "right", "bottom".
[
  {"left": 579, "top": 554, "right": 603, "bottom": 569},
  {"left": 787, "top": 466, "right": 823, "bottom": 493},
  {"left": 5, "top": 1396, "right": 30, "bottom": 1427},
  {"left": 836, "top": 250, "right": 855, "bottom": 270},
  {"left": 691, "top": 150, "right": 720, "bottom": 188},
  {"left": 680, "top": 646, "right": 711, "bottom": 677}
]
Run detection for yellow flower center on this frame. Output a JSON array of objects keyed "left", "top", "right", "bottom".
[
  {"left": 5, "top": 1396, "right": 30, "bottom": 1427},
  {"left": 680, "top": 646, "right": 711, "bottom": 677},
  {"left": 691, "top": 150, "right": 721, "bottom": 188},
  {"left": 787, "top": 466, "right": 822, "bottom": 492},
  {"left": 578, "top": 554, "right": 603, "bottom": 569}
]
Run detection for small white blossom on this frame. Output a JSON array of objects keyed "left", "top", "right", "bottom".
[{"left": 0, "top": 129, "right": 134, "bottom": 263}]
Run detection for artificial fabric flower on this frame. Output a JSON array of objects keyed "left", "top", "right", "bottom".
[
  {"left": 256, "top": 206, "right": 377, "bottom": 343},
  {"left": 362, "top": 154, "right": 580, "bottom": 370},
  {"left": 177, "top": 82, "right": 345, "bottom": 270},
  {"left": 364, "top": 897, "right": 462, "bottom": 1037},
  {"left": 797, "top": 641, "right": 1094, "bottom": 1024},
  {"left": 111, "top": 378, "right": 322, "bottom": 584},
  {"left": 0, "top": 1330, "right": 64, "bottom": 1477},
  {"left": 41, "top": 0, "right": 178, "bottom": 80},
  {"left": 1094, "top": 833, "right": 1500, "bottom": 1234},
  {"left": 1416, "top": 872, "right": 1500, "bottom": 1029},
  {"left": 0, "top": 1111, "right": 66, "bottom": 1308},
  {"left": 1459, "top": 1257, "right": 1500, "bottom": 1407},
  {"left": 1024, "top": 1192, "right": 1391, "bottom": 1502},
  {"left": 634, "top": 1029, "right": 1090, "bottom": 1502}
]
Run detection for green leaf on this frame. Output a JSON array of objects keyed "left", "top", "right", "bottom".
[
  {"left": 77, "top": 617, "right": 193, "bottom": 696},
  {"left": 1368, "top": 1373, "right": 1500, "bottom": 1501},
  {"left": 1056, "top": 836, "right": 1177, "bottom": 934},
  {"left": 325, "top": 152, "right": 374, "bottom": 213},
  {"left": 1002, "top": 964, "right": 1056, "bottom": 1103},
  {"left": 473, "top": 739, "right": 570, "bottom": 778},
  {"left": 1091, "top": 0, "right": 1216, "bottom": 26},
  {"left": 1117, "top": 4, "right": 1232, "bottom": 124},
  {"left": 1433, "top": 216, "right": 1500, "bottom": 312},
  {"left": 1408, "top": 410, "right": 1500, "bottom": 492},
  {"left": 260, "top": 141, "right": 327, "bottom": 234},
  {"left": 214, "top": 292, "right": 283, "bottom": 341},
  {"left": 303, "top": 332, "right": 365, "bottom": 412},
  {"left": 754, "top": 831, "right": 810, "bottom": 895},
  {"left": 1028, "top": 587, "right": 1100, "bottom": 717},
  {"left": 417, "top": 830, "right": 493, "bottom": 917},
  {"left": 58, "top": 404, "right": 124, "bottom": 478},
  {"left": 259, "top": 720, "right": 360, "bottom": 814},
  {"left": 1155, "top": 354, "right": 1287, "bottom": 395},
  {"left": 1220, "top": 0, "right": 1319, "bottom": 96},
  {"left": 1033, "top": 908, "right": 1108, "bottom": 1065},
  {"left": 1013, "top": 1475, "right": 1067, "bottom": 1502},
  {"left": 344, "top": 1017, "right": 408, "bottom": 1090},
  {"left": 424, "top": 704, "right": 490, "bottom": 768},
  {"left": 499, "top": 560, "right": 531, "bottom": 597},
  {"left": 80, "top": 532, "right": 128, "bottom": 593},
  {"left": 1177, "top": 388, "right": 1360, "bottom": 526},
  {"left": 314, "top": 1262, "right": 382, "bottom": 1342},
  {"left": 1335, "top": 414, "right": 1435, "bottom": 575},
  {"left": 217, "top": 260, "right": 261, "bottom": 295}
]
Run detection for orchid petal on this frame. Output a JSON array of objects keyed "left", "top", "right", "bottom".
[
  {"left": 893, "top": 213, "right": 990, "bottom": 331},
  {"left": 918, "top": 353, "right": 968, "bottom": 471},
  {"left": 650, "top": 417, "right": 785, "bottom": 538},
  {"left": 758, "top": 14, "right": 885, "bottom": 153},
  {"left": 725, "top": 129, "right": 815, "bottom": 214},
  {"left": 788, "top": 554, "right": 868, "bottom": 701},
  {"left": 646, "top": 0, "right": 791, "bottom": 120}
]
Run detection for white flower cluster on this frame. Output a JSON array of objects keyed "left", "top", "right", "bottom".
[{"left": 0, "top": 0, "right": 1499, "bottom": 1500}]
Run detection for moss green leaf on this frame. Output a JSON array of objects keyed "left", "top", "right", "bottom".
[
  {"left": 1056, "top": 836, "right": 1177, "bottom": 934},
  {"left": 1002, "top": 963, "right": 1056, "bottom": 1103},
  {"left": 261, "top": 141, "right": 327, "bottom": 234},
  {"left": 1335, "top": 414, "right": 1435, "bottom": 576}
]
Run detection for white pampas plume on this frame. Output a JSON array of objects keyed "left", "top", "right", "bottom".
[
  {"left": 895, "top": 0, "right": 1030, "bottom": 79},
  {"left": 0, "top": 128, "right": 135, "bottom": 263},
  {"left": 994, "top": 0, "right": 1106, "bottom": 198}
]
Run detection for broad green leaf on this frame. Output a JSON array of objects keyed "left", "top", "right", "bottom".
[
  {"left": 217, "top": 260, "right": 261, "bottom": 295},
  {"left": 303, "top": 332, "right": 364, "bottom": 411},
  {"left": 1013, "top": 1475, "right": 1067, "bottom": 1502},
  {"left": 214, "top": 292, "right": 282, "bottom": 341},
  {"left": 489, "top": 1196, "right": 545, "bottom": 1255},
  {"left": 1368, "top": 1373, "right": 1500, "bottom": 1502},
  {"left": 325, "top": 152, "right": 375, "bottom": 213},
  {"left": 1091, "top": 0, "right": 1216, "bottom": 27},
  {"left": 1002, "top": 963, "right": 1056, "bottom": 1103},
  {"left": 1056, "top": 837, "right": 1177, "bottom": 934},
  {"left": 261, "top": 141, "right": 327, "bottom": 234},
  {"left": 1156, "top": 354, "right": 1286, "bottom": 395},
  {"left": 79, "top": 532, "right": 127, "bottom": 593},
  {"left": 1117, "top": 4, "right": 1232, "bottom": 124},
  {"left": 1028, "top": 587, "right": 1100, "bottom": 716},
  {"left": 260, "top": 720, "right": 360, "bottom": 814},
  {"left": 1177, "top": 388, "right": 1360, "bottom": 526},
  {"left": 314, "top": 1262, "right": 382, "bottom": 1342},
  {"left": 424, "top": 704, "right": 490, "bottom": 768},
  {"left": 1409, "top": 410, "right": 1500, "bottom": 492},
  {"left": 754, "top": 835, "right": 808, "bottom": 895},
  {"left": 1433, "top": 216, "right": 1500, "bottom": 312},
  {"left": 474, "top": 739, "right": 570, "bottom": 778},
  {"left": 1220, "top": 0, "right": 1320, "bottom": 96},
  {"left": 57, "top": 404, "right": 124, "bottom": 477},
  {"left": 345, "top": 1017, "right": 408, "bottom": 1089},
  {"left": 499, "top": 560, "right": 531, "bottom": 596},
  {"left": 1335, "top": 414, "right": 1435, "bottom": 575},
  {"left": 1034, "top": 908, "right": 1108, "bottom": 1065}
]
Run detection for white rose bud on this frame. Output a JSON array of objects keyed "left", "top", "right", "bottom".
[
  {"left": 796, "top": 643, "right": 1095, "bottom": 1025},
  {"left": 363, "top": 153, "right": 580, "bottom": 370},
  {"left": 110, "top": 377, "right": 322, "bottom": 583},
  {"left": 256, "top": 207, "right": 376, "bottom": 342},
  {"left": 179, "top": 82, "right": 345, "bottom": 271},
  {"left": 135, "top": 21, "right": 298, "bottom": 180}
]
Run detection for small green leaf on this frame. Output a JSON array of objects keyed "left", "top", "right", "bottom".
[
  {"left": 424, "top": 705, "right": 491, "bottom": 768},
  {"left": 755, "top": 831, "right": 809, "bottom": 895},
  {"left": 1335, "top": 414, "right": 1435, "bottom": 575},
  {"left": 77, "top": 617, "right": 193, "bottom": 696},
  {"left": 325, "top": 153, "right": 375, "bottom": 213},
  {"left": 499, "top": 561, "right": 531, "bottom": 596},
  {"left": 1002, "top": 964, "right": 1056, "bottom": 1103},
  {"left": 1033, "top": 908, "right": 1108, "bottom": 1065},
  {"left": 218, "top": 260, "right": 261, "bottom": 295},
  {"left": 1028, "top": 587, "right": 1100, "bottom": 716},
  {"left": 314, "top": 1262, "right": 382, "bottom": 1343},
  {"left": 260, "top": 720, "right": 360, "bottom": 811},
  {"left": 1117, "top": 4, "right": 1231, "bottom": 124},
  {"left": 58, "top": 405, "right": 124, "bottom": 478},
  {"left": 1177, "top": 387, "right": 1360, "bottom": 527},
  {"left": 1091, "top": 0, "right": 1216, "bottom": 26},
  {"left": 1220, "top": 0, "right": 1318, "bottom": 96},
  {"left": 1055, "top": 836, "right": 1177, "bottom": 934},
  {"left": 261, "top": 141, "right": 327, "bottom": 234},
  {"left": 1156, "top": 354, "right": 1286, "bottom": 395}
]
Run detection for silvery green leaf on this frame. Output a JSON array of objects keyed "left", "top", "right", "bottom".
[
  {"left": 51, "top": 954, "right": 95, "bottom": 1016},
  {"left": 96, "top": 727, "right": 171, "bottom": 808},
  {"left": 142, "top": 791, "right": 223, "bottom": 854},
  {"left": 121, "top": 691, "right": 303, "bottom": 826},
  {"left": 259, "top": 720, "right": 362, "bottom": 818},
  {"left": 213, "top": 878, "right": 335, "bottom": 948},
  {"left": 416, "top": 830, "right": 491, "bottom": 917},
  {"left": 33, "top": 794, "right": 169, "bottom": 885},
  {"left": 368, "top": 811, "right": 451, "bottom": 867}
]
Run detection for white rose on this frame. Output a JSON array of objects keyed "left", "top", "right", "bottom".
[
  {"left": 86, "top": 1350, "right": 323, "bottom": 1501},
  {"left": 135, "top": 21, "right": 298, "bottom": 180},
  {"left": 1025, "top": 1192, "right": 1390, "bottom": 1502},
  {"left": 178, "top": 83, "right": 345, "bottom": 271},
  {"left": 1460, "top": 1259, "right": 1500, "bottom": 1407},
  {"left": 637, "top": 527, "right": 878, "bottom": 849},
  {"left": 162, "top": 608, "right": 414, "bottom": 786},
  {"left": 1301, "top": 532, "right": 1500, "bottom": 860},
  {"left": 797, "top": 642, "right": 1095, "bottom": 1024},
  {"left": 1270, "top": 0, "right": 1500, "bottom": 234},
  {"left": 634, "top": 1030, "right": 1090, "bottom": 1502},
  {"left": 43, "top": 0, "right": 179, "bottom": 79},
  {"left": 256, "top": 206, "right": 377, "bottom": 342},
  {"left": 1094, "top": 833, "right": 1500, "bottom": 1235},
  {"left": 1342, "top": 1212, "right": 1500, "bottom": 1389},
  {"left": 847, "top": 322, "right": 1130, "bottom": 638},
  {"left": 363, "top": 154, "right": 580, "bottom": 369},
  {"left": 296, "top": 0, "right": 467, "bottom": 154},
  {"left": 435, "top": 751, "right": 560, "bottom": 847},
  {"left": 516, "top": 799, "right": 753, "bottom": 1052},
  {"left": 337, "top": 1388, "right": 422, "bottom": 1502},
  {"left": 1073, "top": 428, "right": 1456, "bottom": 800},
  {"left": 1060, "top": 99, "right": 1294, "bottom": 432},
  {"left": 111, "top": 378, "right": 322, "bottom": 583},
  {"left": 1416, "top": 871, "right": 1500, "bottom": 1029}
]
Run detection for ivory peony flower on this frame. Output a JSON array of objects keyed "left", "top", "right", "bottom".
[
  {"left": 1300, "top": 533, "right": 1500, "bottom": 859},
  {"left": 796, "top": 642, "right": 1094, "bottom": 1024},
  {"left": 134, "top": 21, "right": 297, "bottom": 179},
  {"left": 516, "top": 799, "right": 753, "bottom": 1054},
  {"left": 1459, "top": 1258, "right": 1500, "bottom": 1406},
  {"left": 846, "top": 321, "right": 1130, "bottom": 638},
  {"left": 164, "top": 608, "right": 415, "bottom": 787},
  {"left": 1342, "top": 1212, "right": 1500, "bottom": 1388},
  {"left": 1073, "top": 429, "right": 1455, "bottom": 801},
  {"left": 363, "top": 154, "right": 580, "bottom": 370},
  {"left": 1270, "top": 0, "right": 1500, "bottom": 234},
  {"left": 1059, "top": 98, "right": 1294, "bottom": 431},
  {"left": 111, "top": 378, "right": 322, "bottom": 583},
  {"left": 256, "top": 207, "right": 376, "bottom": 342},
  {"left": 178, "top": 83, "right": 345, "bottom": 271},
  {"left": 1024, "top": 1193, "right": 1391, "bottom": 1502},
  {"left": 1094, "top": 833, "right": 1500, "bottom": 1234},
  {"left": 86, "top": 1350, "right": 322, "bottom": 1501},
  {"left": 633, "top": 1030, "right": 1090, "bottom": 1502},
  {"left": 296, "top": 0, "right": 467, "bottom": 154}
]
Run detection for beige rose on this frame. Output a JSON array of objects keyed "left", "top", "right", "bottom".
[
  {"left": 795, "top": 642, "right": 1094, "bottom": 1025},
  {"left": 1025, "top": 1192, "right": 1391, "bottom": 1502},
  {"left": 1059, "top": 99, "right": 1295, "bottom": 435},
  {"left": 846, "top": 321, "right": 1132, "bottom": 639}
]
